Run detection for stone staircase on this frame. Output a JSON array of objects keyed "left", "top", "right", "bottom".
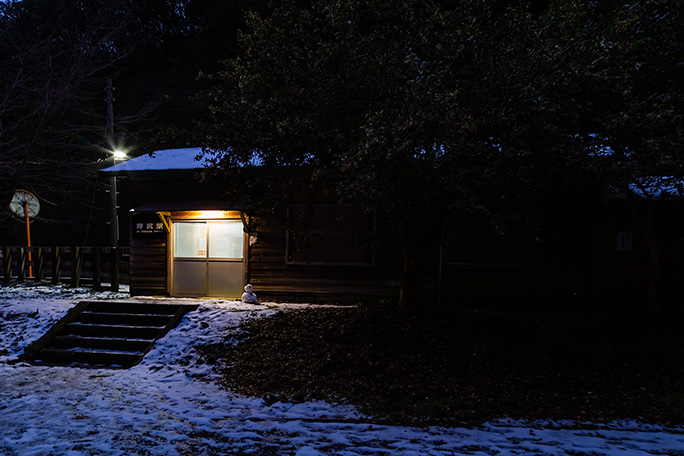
[{"left": 20, "top": 301, "right": 199, "bottom": 368}]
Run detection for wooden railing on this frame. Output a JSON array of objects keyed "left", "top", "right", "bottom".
[{"left": 0, "top": 246, "right": 130, "bottom": 291}]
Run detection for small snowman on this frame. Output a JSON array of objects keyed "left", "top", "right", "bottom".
[{"left": 241, "top": 283, "right": 258, "bottom": 304}]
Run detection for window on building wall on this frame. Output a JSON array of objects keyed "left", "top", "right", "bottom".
[{"left": 286, "top": 204, "right": 375, "bottom": 265}]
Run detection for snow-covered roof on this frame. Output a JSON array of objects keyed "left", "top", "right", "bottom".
[{"left": 101, "top": 147, "right": 209, "bottom": 172}]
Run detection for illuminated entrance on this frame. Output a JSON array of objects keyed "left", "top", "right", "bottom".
[{"left": 171, "top": 216, "right": 244, "bottom": 297}]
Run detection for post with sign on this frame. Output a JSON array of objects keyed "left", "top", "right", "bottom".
[
  {"left": 24, "top": 201, "right": 32, "bottom": 277},
  {"left": 9, "top": 190, "right": 40, "bottom": 279}
]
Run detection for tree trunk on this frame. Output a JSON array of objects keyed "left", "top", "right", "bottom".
[
  {"left": 398, "top": 247, "right": 419, "bottom": 311},
  {"left": 642, "top": 200, "right": 661, "bottom": 313},
  {"left": 631, "top": 199, "right": 661, "bottom": 313},
  {"left": 646, "top": 232, "right": 661, "bottom": 313}
]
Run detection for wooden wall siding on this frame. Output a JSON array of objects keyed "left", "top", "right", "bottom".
[
  {"left": 115, "top": 170, "right": 684, "bottom": 306},
  {"left": 286, "top": 205, "right": 375, "bottom": 265},
  {"left": 246, "top": 212, "right": 547, "bottom": 303},
  {"left": 129, "top": 239, "right": 168, "bottom": 296},
  {"left": 247, "top": 217, "right": 398, "bottom": 302},
  {"left": 245, "top": 202, "right": 636, "bottom": 304},
  {"left": 246, "top": 214, "right": 547, "bottom": 302}
]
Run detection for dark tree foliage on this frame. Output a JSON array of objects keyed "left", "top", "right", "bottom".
[
  {"left": 114, "top": 0, "right": 273, "bottom": 149},
  {"left": 193, "top": 0, "right": 556, "bottom": 308},
  {"left": 193, "top": 0, "right": 683, "bottom": 310}
]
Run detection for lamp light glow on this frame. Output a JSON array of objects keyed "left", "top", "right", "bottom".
[{"left": 197, "top": 210, "right": 228, "bottom": 218}]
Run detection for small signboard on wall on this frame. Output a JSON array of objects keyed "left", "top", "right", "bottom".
[
  {"left": 132, "top": 213, "right": 167, "bottom": 239},
  {"left": 616, "top": 231, "right": 633, "bottom": 251}
]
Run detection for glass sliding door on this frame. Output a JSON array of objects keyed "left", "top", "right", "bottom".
[
  {"left": 208, "top": 221, "right": 243, "bottom": 258},
  {"left": 175, "top": 222, "right": 207, "bottom": 258},
  {"left": 207, "top": 220, "right": 244, "bottom": 297},
  {"left": 172, "top": 219, "right": 244, "bottom": 297}
]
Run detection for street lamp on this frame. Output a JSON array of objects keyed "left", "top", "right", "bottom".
[{"left": 109, "top": 149, "right": 127, "bottom": 248}]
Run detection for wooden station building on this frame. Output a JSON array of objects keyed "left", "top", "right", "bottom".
[
  {"left": 102, "top": 148, "right": 684, "bottom": 308},
  {"left": 102, "top": 148, "right": 390, "bottom": 301}
]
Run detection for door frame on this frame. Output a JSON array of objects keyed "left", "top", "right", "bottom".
[{"left": 164, "top": 210, "right": 248, "bottom": 297}]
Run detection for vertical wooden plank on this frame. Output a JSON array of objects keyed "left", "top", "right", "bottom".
[
  {"left": 2, "top": 247, "right": 11, "bottom": 283},
  {"left": 52, "top": 246, "right": 61, "bottom": 285},
  {"left": 71, "top": 246, "right": 82, "bottom": 288},
  {"left": 110, "top": 247, "right": 120, "bottom": 292},
  {"left": 34, "top": 247, "right": 45, "bottom": 282},
  {"left": 17, "top": 247, "right": 25, "bottom": 282},
  {"left": 93, "top": 247, "right": 102, "bottom": 291}
]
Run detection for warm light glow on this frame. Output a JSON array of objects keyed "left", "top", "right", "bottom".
[
  {"left": 169, "top": 210, "right": 241, "bottom": 220},
  {"left": 197, "top": 210, "right": 229, "bottom": 218},
  {"left": 113, "top": 150, "right": 127, "bottom": 160}
]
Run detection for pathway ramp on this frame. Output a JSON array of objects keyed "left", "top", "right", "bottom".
[{"left": 20, "top": 301, "right": 198, "bottom": 368}]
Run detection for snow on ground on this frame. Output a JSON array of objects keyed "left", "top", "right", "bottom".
[{"left": 1, "top": 284, "right": 683, "bottom": 456}]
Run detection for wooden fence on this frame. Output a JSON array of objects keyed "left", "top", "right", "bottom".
[{"left": 0, "top": 246, "right": 130, "bottom": 291}]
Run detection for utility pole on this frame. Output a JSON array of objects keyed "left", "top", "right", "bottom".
[
  {"left": 106, "top": 77, "right": 118, "bottom": 249},
  {"left": 106, "top": 77, "right": 120, "bottom": 292}
]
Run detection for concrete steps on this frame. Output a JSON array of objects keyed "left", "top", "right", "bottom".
[{"left": 20, "top": 301, "right": 198, "bottom": 368}]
